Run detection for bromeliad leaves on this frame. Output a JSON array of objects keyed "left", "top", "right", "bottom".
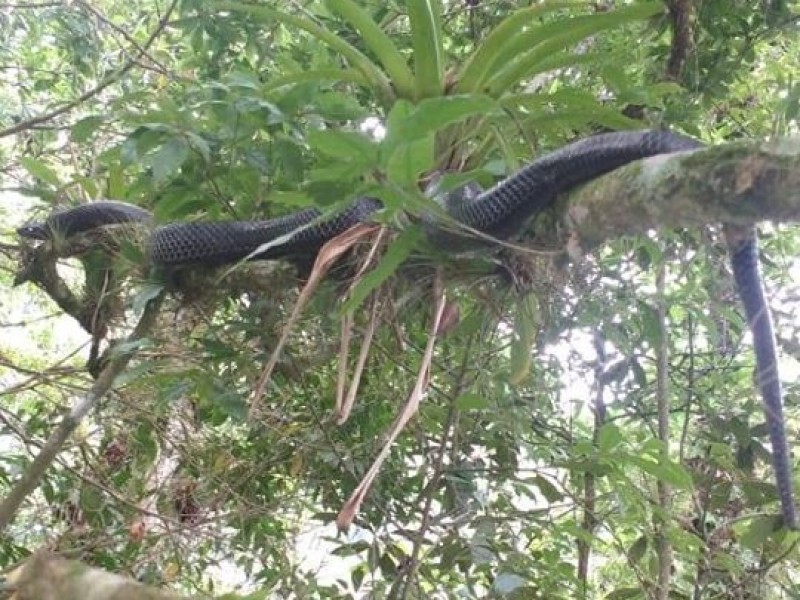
[{"left": 215, "top": 0, "right": 666, "bottom": 130}]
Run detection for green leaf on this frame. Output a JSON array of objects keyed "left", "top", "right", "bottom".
[
  {"left": 306, "top": 178, "right": 363, "bottom": 205},
  {"left": 382, "top": 98, "right": 414, "bottom": 158},
  {"left": 314, "top": 91, "right": 369, "bottom": 121},
  {"left": 213, "top": 388, "right": 248, "bottom": 421},
  {"left": 627, "top": 536, "right": 648, "bottom": 565},
  {"left": 457, "top": 1, "right": 578, "bottom": 93},
  {"left": 532, "top": 475, "right": 563, "bottom": 503},
  {"left": 741, "top": 480, "right": 779, "bottom": 507},
  {"left": 153, "top": 194, "right": 211, "bottom": 221},
  {"left": 386, "top": 135, "right": 434, "bottom": 187},
  {"left": 148, "top": 137, "right": 189, "bottom": 184},
  {"left": 407, "top": 0, "right": 443, "bottom": 99},
  {"left": 131, "top": 283, "right": 164, "bottom": 316},
  {"left": 332, "top": 540, "right": 371, "bottom": 556},
  {"left": 216, "top": 1, "right": 394, "bottom": 104},
  {"left": 606, "top": 588, "right": 644, "bottom": 600},
  {"left": 70, "top": 116, "right": 105, "bottom": 143},
  {"left": 630, "top": 455, "right": 693, "bottom": 490},
  {"left": 262, "top": 68, "right": 368, "bottom": 95},
  {"left": 710, "top": 551, "right": 745, "bottom": 575},
  {"left": 19, "top": 157, "right": 61, "bottom": 187},
  {"left": 736, "top": 514, "right": 783, "bottom": 549},
  {"left": 709, "top": 481, "right": 733, "bottom": 511},
  {"left": 351, "top": 564, "right": 366, "bottom": 591},
  {"left": 501, "top": 86, "right": 643, "bottom": 129},
  {"left": 390, "top": 95, "right": 498, "bottom": 145},
  {"left": 307, "top": 129, "right": 377, "bottom": 162},
  {"left": 638, "top": 300, "right": 663, "bottom": 349},
  {"left": 274, "top": 136, "right": 305, "bottom": 184},
  {"left": 597, "top": 423, "right": 623, "bottom": 453},
  {"left": 184, "top": 131, "right": 211, "bottom": 164},
  {"left": 455, "top": 393, "right": 488, "bottom": 411},
  {"left": 324, "top": 0, "right": 415, "bottom": 98},
  {"left": 486, "top": 2, "right": 665, "bottom": 95},
  {"left": 106, "top": 163, "right": 125, "bottom": 199}
]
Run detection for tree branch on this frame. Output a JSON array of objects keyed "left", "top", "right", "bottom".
[
  {"left": 560, "top": 138, "right": 800, "bottom": 253},
  {"left": 8, "top": 550, "right": 192, "bottom": 600},
  {"left": 0, "top": 291, "right": 164, "bottom": 534},
  {"left": 654, "top": 257, "right": 672, "bottom": 599}
]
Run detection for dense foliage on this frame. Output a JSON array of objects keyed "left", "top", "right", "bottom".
[{"left": 2, "top": 1, "right": 800, "bottom": 598}]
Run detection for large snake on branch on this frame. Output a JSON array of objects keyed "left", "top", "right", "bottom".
[{"left": 17, "top": 130, "right": 798, "bottom": 530}]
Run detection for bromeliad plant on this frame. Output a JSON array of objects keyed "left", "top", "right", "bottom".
[
  {"left": 214, "top": 0, "right": 668, "bottom": 201},
  {"left": 200, "top": 0, "right": 677, "bottom": 528}
]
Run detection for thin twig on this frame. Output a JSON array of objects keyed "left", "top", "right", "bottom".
[
  {"left": 73, "top": 0, "right": 171, "bottom": 75},
  {"left": 0, "top": 0, "right": 179, "bottom": 140}
]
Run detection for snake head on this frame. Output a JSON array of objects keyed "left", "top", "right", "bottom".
[{"left": 16, "top": 222, "right": 50, "bottom": 240}]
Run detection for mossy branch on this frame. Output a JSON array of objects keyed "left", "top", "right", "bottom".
[{"left": 561, "top": 137, "right": 800, "bottom": 253}]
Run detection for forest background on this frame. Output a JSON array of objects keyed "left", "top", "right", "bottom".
[{"left": 2, "top": 1, "right": 800, "bottom": 599}]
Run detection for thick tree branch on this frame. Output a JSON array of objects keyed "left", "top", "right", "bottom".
[
  {"left": 560, "top": 138, "right": 800, "bottom": 253},
  {"left": 8, "top": 551, "right": 192, "bottom": 600}
]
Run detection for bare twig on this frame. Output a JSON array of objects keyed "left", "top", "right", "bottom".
[
  {"left": 73, "top": 0, "right": 171, "bottom": 75},
  {"left": 576, "top": 333, "right": 608, "bottom": 596},
  {"left": 399, "top": 335, "right": 475, "bottom": 599}
]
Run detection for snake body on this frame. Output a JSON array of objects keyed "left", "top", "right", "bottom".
[{"left": 17, "top": 129, "right": 797, "bottom": 529}]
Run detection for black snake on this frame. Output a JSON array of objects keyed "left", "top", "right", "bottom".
[{"left": 17, "top": 129, "right": 797, "bottom": 530}]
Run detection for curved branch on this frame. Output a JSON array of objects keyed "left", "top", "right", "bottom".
[{"left": 561, "top": 137, "right": 800, "bottom": 253}]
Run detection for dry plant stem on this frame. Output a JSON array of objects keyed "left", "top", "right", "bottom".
[
  {"left": 0, "top": 292, "right": 165, "bottom": 534},
  {"left": 248, "top": 223, "right": 378, "bottom": 419},
  {"left": 337, "top": 295, "right": 381, "bottom": 424},
  {"left": 654, "top": 258, "right": 672, "bottom": 599},
  {"left": 334, "top": 228, "right": 389, "bottom": 422},
  {"left": 0, "top": 0, "right": 178, "bottom": 139},
  {"left": 334, "top": 312, "right": 353, "bottom": 419},
  {"left": 336, "top": 275, "right": 447, "bottom": 531}
]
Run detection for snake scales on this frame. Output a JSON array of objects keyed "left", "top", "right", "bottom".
[{"left": 17, "top": 129, "right": 797, "bottom": 529}]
